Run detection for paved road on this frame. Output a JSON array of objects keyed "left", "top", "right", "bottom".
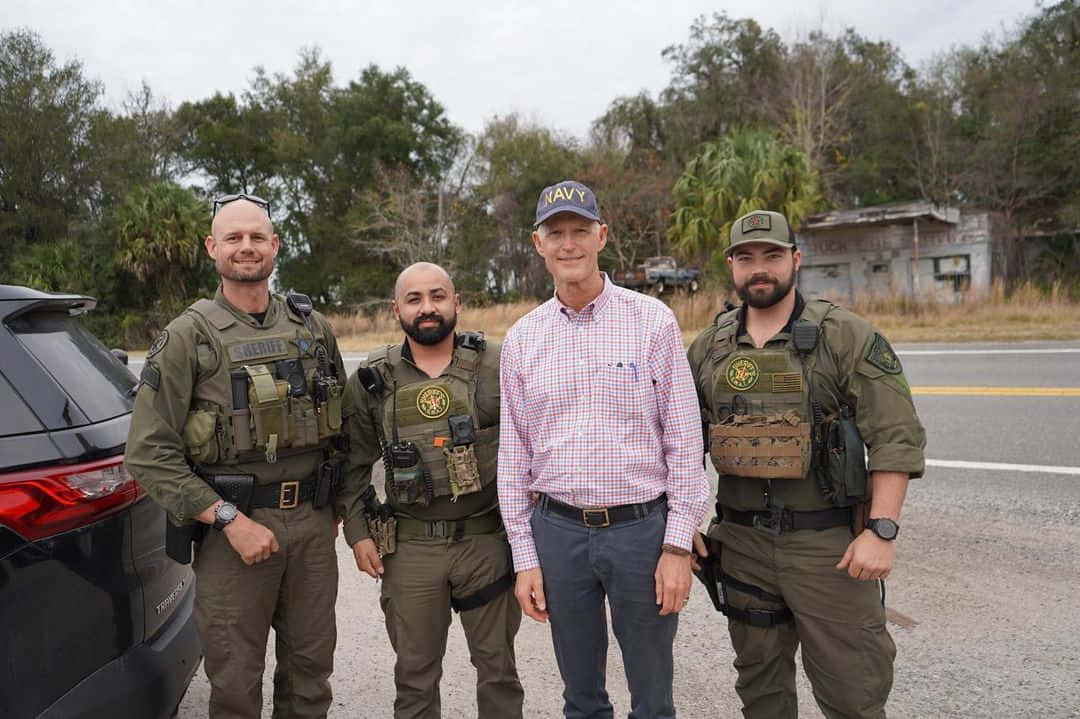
[{"left": 171, "top": 341, "right": 1080, "bottom": 718}]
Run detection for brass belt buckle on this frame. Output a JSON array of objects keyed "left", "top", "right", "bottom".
[
  {"left": 279, "top": 481, "right": 300, "bottom": 509},
  {"left": 582, "top": 507, "right": 611, "bottom": 528}
]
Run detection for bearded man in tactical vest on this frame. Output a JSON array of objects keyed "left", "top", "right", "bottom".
[
  {"left": 125, "top": 194, "right": 348, "bottom": 719},
  {"left": 338, "top": 262, "right": 523, "bottom": 719},
  {"left": 687, "top": 211, "right": 926, "bottom": 719}
]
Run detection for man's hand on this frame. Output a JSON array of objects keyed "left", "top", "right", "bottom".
[
  {"left": 222, "top": 513, "right": 279, "bottom": 565},
  {"left": 655, "top": 551, "right": 693, "bottom": 615},
  {"left": 514, "top": 568, "right": 548, "bottom": 623},
  {"left": 836, "top": 530, "right": 896, "bottom": 580},
  {"left": 352, "top": 538, "right": 384, "bottom": 579}
]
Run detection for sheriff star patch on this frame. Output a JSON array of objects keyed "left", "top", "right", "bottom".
[
  {"left": 865, "top": 333, "right": 902, "bottom": 374},
  {"left": 416, "top": 385, "right": 451, "bottom": 420},
  {"left": 147, "top": 329, "right": 170, "bottom": 359},
  {"left": 726, "top": 356, "right": 760, "bottom": 391}
]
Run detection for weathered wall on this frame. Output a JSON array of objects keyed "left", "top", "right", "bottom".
[{"left": 796, "top": 210, "right": 997, "bottom": 302}]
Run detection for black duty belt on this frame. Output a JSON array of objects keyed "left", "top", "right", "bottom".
[
  {"left": 721, "top": 504, "right": 852, "bottom": 535},
  {"left": 396, "top": 511, "right": 503, "bottom": 541},
  {"left": 540, "top": 493, "right": 666, "bottom": 528},
  {"left": 251, "top": 479, "right": 317, "bottom": 510}
]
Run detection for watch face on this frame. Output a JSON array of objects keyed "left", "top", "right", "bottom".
[
  {"left": 217, "top": 503, "right": 238, "bottom": 522},
  {"left": 870, "top": 518, "right": 898, "bottom": 540}
]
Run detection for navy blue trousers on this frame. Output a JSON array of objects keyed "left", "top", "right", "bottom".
[{"left": 531, "top": 498, "right": 678, "bottom": 719}]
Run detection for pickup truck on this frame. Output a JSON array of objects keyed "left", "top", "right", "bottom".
[{"left": 611, "top": 256, "right": 701, "bottom": 294}]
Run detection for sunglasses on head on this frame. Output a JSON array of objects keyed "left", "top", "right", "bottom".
[{"left": 212, "top": 193, "right": 271, "bottom": 217}]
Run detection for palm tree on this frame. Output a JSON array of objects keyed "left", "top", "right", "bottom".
[
  {"left": 669, "top": 129, "right": 825, "bottom": 265},
  {"left": 113, "top": 181, "right": 204, "bottom": 310}
]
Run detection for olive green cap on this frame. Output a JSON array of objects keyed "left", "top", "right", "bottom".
[{"left": 726, "top": 211, "right": 795, "bottom": 256}]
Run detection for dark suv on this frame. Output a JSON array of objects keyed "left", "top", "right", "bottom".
[{"left": 0, "top": 285, "right": 200, "bottom": 719}]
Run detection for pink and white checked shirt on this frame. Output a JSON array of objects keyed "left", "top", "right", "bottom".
[{"left": 497, "top": 275, "right": 710, "bottom": 571}]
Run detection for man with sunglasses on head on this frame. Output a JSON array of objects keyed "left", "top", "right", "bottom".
[{"left": 126, "top": 193, "right": 348, "bottom": 719}]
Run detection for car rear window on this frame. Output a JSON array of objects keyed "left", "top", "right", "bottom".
[
  {"left": 0, "top": 372, "right": 43, "bottom": 435},
  {"left": 9, "top": 311, "right": 136, "bottom": 425}
]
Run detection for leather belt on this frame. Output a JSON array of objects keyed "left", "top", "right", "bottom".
[
  {"left": 250, "top": 478, "right": 317, "bottom": 510},
  {"left": 540, "top": 493, "right": 667, "bottom": 528},
  {"left": 720, "top": 504, "right": 852, "bottom": 535}
]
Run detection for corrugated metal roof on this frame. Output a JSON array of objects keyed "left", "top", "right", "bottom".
[{"left": 802, "top": 200, "right": 960, "bottom": 230}]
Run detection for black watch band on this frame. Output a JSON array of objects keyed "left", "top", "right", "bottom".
[{"left": 866, "top": 517, "right": 900, "bottom": 541}]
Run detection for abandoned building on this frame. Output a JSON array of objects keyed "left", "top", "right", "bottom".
[{"left": 795, "top": 201, "right": 1005, "bottom": 302}]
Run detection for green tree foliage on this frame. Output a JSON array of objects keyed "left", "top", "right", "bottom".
[
  {"left": 669, "top": 129, "right": 824, "bottom": 266},
  {"left": 472, "top": 115, "right": 584, "bottom": 298},
  {"left": 243, "top": 51, "right": 463, "bottom": 304},
  {"left": 0, "top": 29, "right": 101, "bottom": 267},
  {"left": 659, "top": 13, "right": 784, "bottom": 163},
  {"left": 112, "top": 181, "right": 210, "bottom": 314}
]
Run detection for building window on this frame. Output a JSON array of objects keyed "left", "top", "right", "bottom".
[
  {"left": 872, "top": 263, "right": 889, "bottom": 273},
  {"left": 933, "top": 255, "right": 971, "bottom": 292}
]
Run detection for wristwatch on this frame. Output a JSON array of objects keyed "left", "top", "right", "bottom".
[
  {"left": 865, "top": 517, "right": 900, "bottom": 541},
  {"left": 213, "top": 502, "right": 239, "bottom": 531}
]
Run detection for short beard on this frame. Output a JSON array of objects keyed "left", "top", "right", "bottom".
[
  {"left": 217, "top": 259, "right": 272, "bottom": 283},
  {"left": 401, "top": 312, "right": 457, "bottom": 346},
  {"left": 735, "top": 270, "right": 797, "bottom": 309}
]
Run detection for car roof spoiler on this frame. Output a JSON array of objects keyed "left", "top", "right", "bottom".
[{"left": 0, "top": 284, "right": 97, "bottom": 321}]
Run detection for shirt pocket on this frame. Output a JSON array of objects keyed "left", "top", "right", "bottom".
[{"left": 595, "top": 361, "right": 654, "bottom": 427}]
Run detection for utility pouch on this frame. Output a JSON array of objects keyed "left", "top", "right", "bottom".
[
  {"left": 182, "top": 409, "right": 221, "bottom": 464},
  {"left": 211, "top": 474, "right": 256, "bottom": 514},
  {"left": 165, "top": 517, "right": 205, "bottom": 564},
  {"left": 444, "top": 414, "right": 481, "bottom": 501},
  {"left": 230, "top": 370, "right": 254, "bottom": 452},
  {"left": 315, "top": 376, "right": 343, "bottom": 438},
  {"left": 367, "top": 513, "right": 398, "bottom": 556},
  {"left": 709, "top": 411, "right": 811, "bottom": 479},
  {"left": 388, "top": 441, "right": 430, "bottom": 507},
  {"left": 315, "top": 456, "right": 345, "bottom": 509},
  {"left": 444, "top": 445, "right": 482, "bottom": 501},
  {"left": 825, "top": 410, "right": 868, "bottom": 504},
  {"left": 246, "top": 364, "right": 290, "bottom": 462}
]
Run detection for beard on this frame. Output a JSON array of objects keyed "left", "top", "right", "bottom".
[
  {"left": 401, "top": 311, "right": 457, "bottom": 346},
  {"left": 735, "top": 268, "right": 797, "bottom": 309},
  {"left": 217, "top": 256, "right": 273, "bottom": 283}
]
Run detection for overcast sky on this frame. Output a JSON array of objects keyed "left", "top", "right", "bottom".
[{"left": 6, "top": 0, "right": 1035, "bottom": 140}]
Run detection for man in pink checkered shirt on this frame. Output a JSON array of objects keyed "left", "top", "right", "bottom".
[{"left": 498, "top": 180, "right": 710, "bottom": 718}]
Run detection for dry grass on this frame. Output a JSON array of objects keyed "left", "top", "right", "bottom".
[{"left": 326, "top": 280, "right": 1080, "bottom": 351}]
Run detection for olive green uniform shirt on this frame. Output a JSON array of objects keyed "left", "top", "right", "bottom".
[
  {"left": 686, "top": 294, "right": 926, "bottom": 512},
  {"left": 337, "top": 336, "right": 501, "bottom": 547},
  {"left": 125, "top": 287, "right": 345, "bottom": 523}
]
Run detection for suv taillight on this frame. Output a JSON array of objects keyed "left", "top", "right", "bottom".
[{"left": 0, "top": 455, "right": 145, "bottom": 541}]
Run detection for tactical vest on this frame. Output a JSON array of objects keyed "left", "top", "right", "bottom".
[
  {"left": 705, "top": 299, "right": 841, "bottom": 508},
  {"left": 365, "top": 336, "right": 497, "bottom": 503},
  {"left": 179, "top": 294, "right": 344, "bottom": 473}
]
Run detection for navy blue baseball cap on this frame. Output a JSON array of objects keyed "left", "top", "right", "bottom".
[{"left": 534, "top": 180, "right": 602, "bottom": 227}]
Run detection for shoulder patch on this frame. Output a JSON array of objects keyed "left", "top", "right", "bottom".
[
  {"left": 139, "top": 362, "right": 161, "bottom": 391},
  {"left": 865, "top": 333, "right": 902, "bottom": 374},
  {"left": 147, "top": 329, "right": 169, "bottom": 359}
]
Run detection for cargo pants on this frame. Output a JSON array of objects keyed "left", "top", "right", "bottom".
[
  {"left": 193, "top": 501, "right": 338, "bottom": 719},
  {"left": 379, "top": 529, "right": 523, "bottom": 719},
  {"left": 713, "top": 522, "right": 896, "bottom": 719}
]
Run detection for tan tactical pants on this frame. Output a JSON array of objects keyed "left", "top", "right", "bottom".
[
  {"left": 379, "top": 530, "right": 524, "bottom": 719},
  {"left": 193, "top": 501, "right": 338, "bottom": 719},
  {"left": 713, "top": 522, "right": 896, "bottom": 719}
]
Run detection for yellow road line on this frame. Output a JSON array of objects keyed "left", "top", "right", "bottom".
[{"left": 911, "top": 386, "right": 1080, "bottom": 397}]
